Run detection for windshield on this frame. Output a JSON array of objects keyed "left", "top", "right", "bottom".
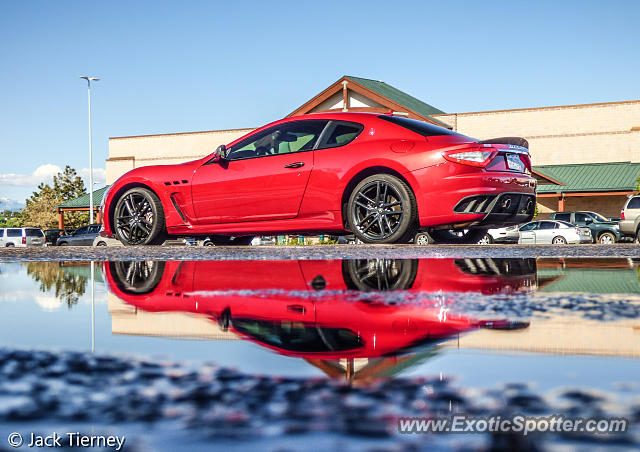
[{"left": 587, "top": 212, "right": 608, "bottom": 222}]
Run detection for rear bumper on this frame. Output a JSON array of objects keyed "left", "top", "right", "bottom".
[{"left": 411, "top": 165, "right": 537, "bottom": 229}]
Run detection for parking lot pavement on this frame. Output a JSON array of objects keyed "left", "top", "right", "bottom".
[{"left": 1, "top": 244, "right": 640, "bottom": 261}]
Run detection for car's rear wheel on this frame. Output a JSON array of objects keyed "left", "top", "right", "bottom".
[
  {"left": 477, "top": 233, "right": 493, "bottom": 245},
  {"left": 552, "top": 236, "right": 567, "bottom": 245},
  {"left": 598, "top": 232, "right": 615, "bottom": 245},
  {"left": 58, "top": 242, "right": 68, "bottom": 246},
  {"left": 429, "top": 229, "right": 488, "bottom": 244},
  {"left": 347, "top": 174, "right": 417, "bottom": 244},
  {"left": 114, "top": 187, "right": 166, "bottom": 246},
  {"left": 414, "top": 232, "right": 435, "bottom": 245},
  {"left": 96, "top": 241, "right": 107, "bottom": 246}
]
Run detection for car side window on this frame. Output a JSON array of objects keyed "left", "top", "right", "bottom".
[
  {"left": 520, "top": 222, "right": 538, "bottom": 231},
  {"left": 318, "top": 122, "right": 364, "bottom": 149},
  {"left": 89, "top": 225, "right": 100, "bottom": 233},
  {"left": 76, "top": 226, "right": 88, "bottom": 235},
  {"left": 554, "top": 213, "right": 571, "bottom": 222},
  {"left": 574, "top": 213, "right": 589, "bottom": 223},
  {"left": 539, "top": 221, "right": 555, "bottom": 230},
  {"left": 0, "top": 229, "right": 4, "bottom": 237},
  {"left": 226, "top": 120, "right": 328, "bottom": 161},
  {"left": 7, "top": 229, "right": 21, "bottom": 237},
  {"left": 627, "top": 197, "right": 640, "bottom": 209}
]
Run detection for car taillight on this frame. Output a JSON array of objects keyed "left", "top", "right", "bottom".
[
  {"left": 22, "top": 236, "right": 26, "bottom": 245},
  {"left": 621, "top": 210, "right": 625, "bottom": 220},
  {"left": 443, "top": 149, "right": 495, "bottom": 167}
]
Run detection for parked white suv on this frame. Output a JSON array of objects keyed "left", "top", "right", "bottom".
[{"left": 0, "top": 227, "right": 46, "bottom": 247}]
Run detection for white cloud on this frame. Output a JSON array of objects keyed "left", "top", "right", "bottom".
[
  {"left": 0, "top": 164, "right": 106, "bottom": 189},
  {"left": 0, "top": 164, "right": 61, "bottom": 187},
  {"left": 0, "top": 197, "right": 25, "bottom": 210},
  {"left": 78, "top": 167, "right": 107, "bottom": 187},
  {"left": 35, "top": 294, "right": 63, "bottom": 311}
]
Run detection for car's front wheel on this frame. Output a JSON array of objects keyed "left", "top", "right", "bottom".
[
  {"left": 597, "top": 232, "right": 615, "bottom": 245},
  {"left": 114, "top": 187, "right": 166, "bottom": 246},
  {"left": 552, "top": 236, "right": 567, "bottom": 245},
  {"left": 347, "top": 174, "right": 417, "bottom": 244}
]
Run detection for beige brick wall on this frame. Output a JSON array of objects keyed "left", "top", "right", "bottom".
[
  {"left": 106, "top": 128, "right": 253, "bottom": 184},
  {"left": 434, "top": 100, "right": 640, "bottom": 166}
]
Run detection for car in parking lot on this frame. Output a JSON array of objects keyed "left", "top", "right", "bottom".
[
  {"left": 0, "top": 227, "right": 46, "bottom": 247},
  {"left": 550, "top": 211, "right": 624, "bottom": 244},
  {"left": 619, "top": 195, "right": 640, "bottom": 241},
  {"left": 518, "top": 220, "right": 591, "bottom": 244},
  {"left": 56, "top": 224, "right": 101, "bottom": 246},
  {"left": 100, "top": 113, "right": 536, "bottom": 246},
  {"left": 43, "top": 229, "right": 71, "bottom": 246}
]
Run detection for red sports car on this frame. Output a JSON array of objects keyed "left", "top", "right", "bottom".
[{"left": 100, "top": 113, "right": 536, "bottom": 245}]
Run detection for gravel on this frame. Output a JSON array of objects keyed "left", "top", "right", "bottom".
[
  {"left": 1, "top": 348, "right": 638, "bottom": 451},
  {"left": 1, "top": 244, "right": 640, "bottom": 262}
]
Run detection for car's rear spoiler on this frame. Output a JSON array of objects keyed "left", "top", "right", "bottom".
[{"left": 477, "top": 137, "right": 529, "bottom": 149}]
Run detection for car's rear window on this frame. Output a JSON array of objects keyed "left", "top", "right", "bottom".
[
  {"left": 25, "top": 228, "right": 44, "bottom": 237},
  {"left": 7, "top": 229, "right": 21, "bottom": 237},
  {"left": 378, "top": 115, "right": 470, "bottom": 138},
  {"left": 627, "top": 197, "right": 640, "bottom": 209}
]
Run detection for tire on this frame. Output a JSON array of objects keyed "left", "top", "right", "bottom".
[
  {"left": 5, "top": 243, "right": 15, "bottom": 247},
  {"left": 429, "top": 229, "right": 489, "bottom": 245},
  {"left": 58, "top": 242, "right": 68, "bottom": 246},
  {"left": 96, "top": 241, "right": 107, "bottom": 246},
  {"left": 414, "top": 232, "right": 435, "bottom": 245},
  {"left": 208, "top": 235, "right": 253, "bottom": 246},
  {"left": 477, "top": 233, "right": 493, "bottom": 245},
  {"left": 342, "top": 259, "right": 418, "bottom": 291},
  {"left": 346, "top": 174, "right": 417, "bottom": 244},
  {"left": 597, "top": 232, "right": 615, "bottom": 245},
  {"left": 113, "top": 187, "right": 166, "bottom": 246},
  {"left": 109, "top": 261, "right": 165, "bottom": 295},
  {"left": 552, "top": 236, "right": 567, "bottom": 245}
]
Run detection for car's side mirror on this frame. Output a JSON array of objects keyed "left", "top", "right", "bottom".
[{"left": 212, "top": 144, "right": 228, "bottom": 162}]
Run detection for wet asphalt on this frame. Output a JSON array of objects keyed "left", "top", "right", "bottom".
[{"left": 1, "top": 244, "right": 640, "bottom": 261}]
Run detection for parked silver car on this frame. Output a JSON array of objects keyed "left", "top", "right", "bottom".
[
  {"left": 619, "top": 195, "right": 640, "bottom": 241},
  {"left": 518, "top": 220, "right": 591, "bottom": 244},
  {"left": 56, "top": 224, "right": 101, "bottom": 246},
  {"left": 0, "top": 227, "right": 46, "bottom": 247}
]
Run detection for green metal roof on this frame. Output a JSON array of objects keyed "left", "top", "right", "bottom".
[
  {"left": 346, "top": 76, "right": 449, "bottom": 127},
  {"left": 534, "top": 162, "right": 640, "bottom": 194},
  {"left": 538, "top": 268, "right": 640, "bottom": 294},
  {"left": 57, "top": 186, "right": 110, "bottom": 209}
]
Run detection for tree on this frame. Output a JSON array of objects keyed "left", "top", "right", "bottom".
[
  {"left": 25, "top": 262, "right": 87, "bottom": 308},
  {"left": 0, "top": 210, "right": 22, "bottom": 228},
  {"left": 20, "top": 165, "right": 88, "bottom": 229},
  {"left": 21, "top": 183, "right": 60, "bottom": 229}
]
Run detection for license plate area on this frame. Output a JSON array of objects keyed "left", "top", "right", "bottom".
[{"left": 506, "top": 154, "right": 525, "bottom": 172}]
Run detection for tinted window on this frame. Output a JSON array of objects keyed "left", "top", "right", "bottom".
[
  {"left": 321, "top": 122, "right": 363, "bottom": 147},
  {"left": 627, "top": 197, "right": 640, "bottom": 209},
  {"left": 554, "top": 213, "right": 571, "bottom": 222},
  {"left": 88, "top": 225, "right": 100, "bottom": 233},
  {"left": 539, "top": 221, "right": 556, "bottom": 230},
  {"left": 7, "top": 229, "right": 21, "bottom": 237},
  {"left": 227, "top": 120, "right": 328, "bottom": 161},
  {"left": 25, "top": 229, "right": 43, "bottom": 237},
  {"left": 557, "top": 221, "right": 574, "bottom": 228},
  {"left": 0, "top": 230, "right": 3, "bottom": 237},
  {"left": 232, "top": 319, "right": 363, "bottom": 352},
  {"left": 574, "top": 213, "right": 590, "bottom": 223},
  {"left": 519, "top": 222, "right": 538, "bottom": 231},
  {"left": 378, "top": 115, "right": 470, "bottom": 138},
  {"left": 75, "top": 227, "right": 88, "bottom": 235}
]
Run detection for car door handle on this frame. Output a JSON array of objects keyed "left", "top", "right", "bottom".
[{"left": 284, "top": 162, "right": 304, "bottom": 168}]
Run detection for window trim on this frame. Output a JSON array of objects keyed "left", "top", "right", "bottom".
[
  {"left": 315, "top": 120, "right": 365, "bottom": 150},
  {"left": 205, "top": 119, "right": 331, "bottom": 165}
]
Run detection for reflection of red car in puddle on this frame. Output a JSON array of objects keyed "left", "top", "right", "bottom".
[{"left": 104, "top": 258, "right": 534, "bottom": 360}]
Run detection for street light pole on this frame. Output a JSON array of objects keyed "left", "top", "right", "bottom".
[{"left": 80, "top": 76, "right": 99, "bottom": 224}]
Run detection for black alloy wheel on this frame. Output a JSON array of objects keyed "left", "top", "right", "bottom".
[
  {"left": 347, "top": 174, "right": 417, "bottom": 243},
  {"left": 343, "top": 258, "right": 418, "bottom": 291},
  {"left": 110, "top": 261, "right": 165, "bottom": 295},
  {"left": 114, "top": 188, "right": 165, "bottom": 246}
]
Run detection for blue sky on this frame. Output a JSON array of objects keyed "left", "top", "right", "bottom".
[{"left": 1, "top": 0, "right": 638, "bottom": 208}]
